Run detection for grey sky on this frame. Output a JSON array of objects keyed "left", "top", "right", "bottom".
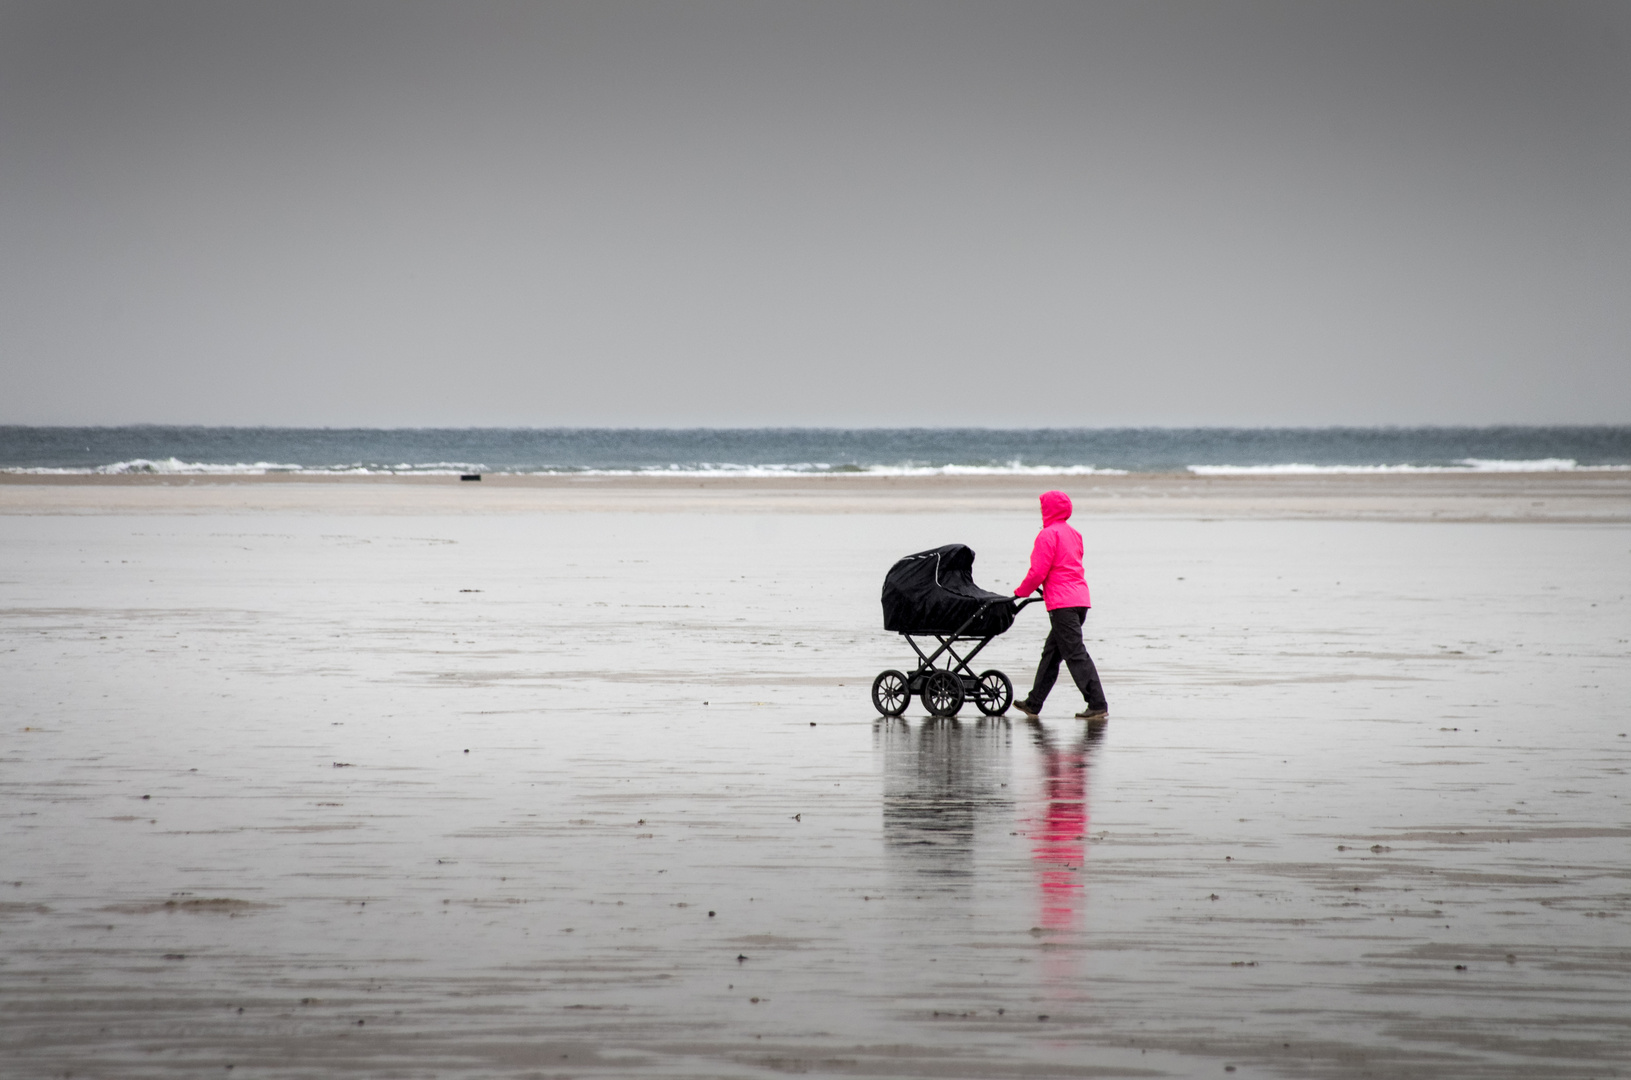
[{"left": 2, "top": 1, "right": 1627, "bottom": 426}]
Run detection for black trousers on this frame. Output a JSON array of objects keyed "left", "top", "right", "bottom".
[{"left": 1024, "top": 606, "right": 1107, "bottom": 712}]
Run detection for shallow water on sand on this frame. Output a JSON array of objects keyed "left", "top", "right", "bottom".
[{"left": 1, "top": 511, "right": 1628, "bottom": 1078}]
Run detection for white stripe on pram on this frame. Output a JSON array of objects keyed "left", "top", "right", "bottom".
[{"left": 899, "top": 550, "right": 944, "bottom": 588}]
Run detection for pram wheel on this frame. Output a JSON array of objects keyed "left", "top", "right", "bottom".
[
  {"left": 974, "top": 669, "right": 1013, "bottom": 715},
  {"left": 871, "top": 670, "right": 910, "bottom": 717},
  {"left": 922, "top": 670, "right": 964, "bottom": 717}
]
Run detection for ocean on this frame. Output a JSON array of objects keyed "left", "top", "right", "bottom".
[{"left": 2, "top": 425, "right": 1628, "bottom": 476}]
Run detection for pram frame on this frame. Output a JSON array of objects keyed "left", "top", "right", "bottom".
[{"left": 876, "top": 595, "right": 1042, "bottom": 717}]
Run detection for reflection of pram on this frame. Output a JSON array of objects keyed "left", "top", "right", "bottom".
[
  {"left": 880, "top": 716, "right": 1012, "bottom": 884},
  {"left": 871, "top": 544, "right": 1041, "bottom": 718}
]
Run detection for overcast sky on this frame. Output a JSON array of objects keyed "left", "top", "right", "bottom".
[{"left": 2, "top": 1, "right": 1627, "bottom": 427}]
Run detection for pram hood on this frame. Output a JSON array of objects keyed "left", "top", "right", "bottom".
[{"left": 881, "top": 544, "right": 1016, "bottom": 636}]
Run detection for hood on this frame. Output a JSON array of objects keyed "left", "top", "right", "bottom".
[{"left": 1040, "top": 490, "right": 1072, "bottom": 526}]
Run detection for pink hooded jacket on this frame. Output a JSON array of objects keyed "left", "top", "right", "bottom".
[{"left": 1015, "top": 490, "right": 1092, "bottom": 610}]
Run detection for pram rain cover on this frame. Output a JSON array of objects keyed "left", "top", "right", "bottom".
[{"left": 881, "top": 544, "right": 1016, "bottom": 636}]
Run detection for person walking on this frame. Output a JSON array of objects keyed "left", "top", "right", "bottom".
[{"left": 1012, "top": 490, "right": 1109, "bottom": 721}]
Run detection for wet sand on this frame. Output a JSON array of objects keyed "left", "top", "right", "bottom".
[{"left": 2, "top": 476, "right": 1628, "bottom": 1078}]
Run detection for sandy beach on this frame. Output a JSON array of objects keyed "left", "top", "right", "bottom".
[
  {"left": 2, "top": 474, "right": 1628, "bottom": 1079},
  {"left": 5, "top": 469, "right": 1631, "bottom": 522}
]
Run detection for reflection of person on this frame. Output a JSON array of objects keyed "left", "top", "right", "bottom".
[
  {"left": 1012, "top": 490, "right": 1109, "bottom": 720},
  {"left": 1027, "top": 720, "right": 1103, "bottom": 935}
]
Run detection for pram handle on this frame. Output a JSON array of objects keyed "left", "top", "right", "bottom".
[
  {"left": 948, "top": 593, "right": 1039, "bottom": 631},
  {"left": 971, "top": 594, "right": 1040, "bottom": 617},
  {"left": 965, "top": 594, "right": 1040, "bottom": 619}
]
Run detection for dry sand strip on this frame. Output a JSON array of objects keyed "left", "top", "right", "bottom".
[{"left": 3, "top": 470, "right": 1629, "bottom": 521}]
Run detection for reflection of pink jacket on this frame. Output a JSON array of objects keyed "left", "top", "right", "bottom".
[{"left": 1015, "top": 491, "right": 1092, "bottom": 610}]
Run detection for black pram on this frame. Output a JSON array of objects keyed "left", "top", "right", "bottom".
[{"left": 871, "top": 544, "right": 1039, "bottom": 717}]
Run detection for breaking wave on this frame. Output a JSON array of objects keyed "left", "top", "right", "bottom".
[
  {"left": 3, "top": 428, "right": 1628, "bottom": 476},
  {"left": 1187, "top": 458, "right": 1628, "bottom": 475},
  {"left": 3, "top": 458, "right": 1129, "bottom": 477}
]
